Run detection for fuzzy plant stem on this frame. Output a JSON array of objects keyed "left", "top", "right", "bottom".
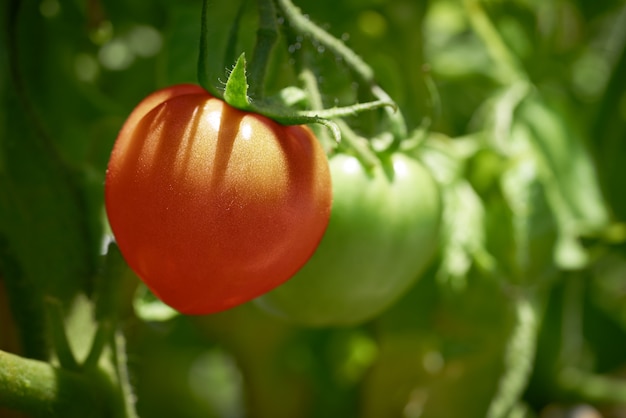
[
  {"left": 0, "top": 350, "right": 112, "bottom": 418},
  {"left": 487, "top": 292, "right": 541, "bottom": 418},
  {"left": 274, "top": 0, "right": 407, "bottom": 142}
]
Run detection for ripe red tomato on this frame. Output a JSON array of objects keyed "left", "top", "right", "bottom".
[{"left": 105, "top": 84, "right": 332, "bottom": 315}]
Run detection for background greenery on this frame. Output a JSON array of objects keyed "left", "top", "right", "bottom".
[{"left": 2, "top": 0, "right": 626, "bottom": 417}]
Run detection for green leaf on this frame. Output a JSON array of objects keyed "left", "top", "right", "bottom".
[
  {"left": 161, "top": 3, "right": 203, "bottom": 85},
  {"left": 437, "top": 178, "right": 495, "bottom": 289},
  {"left": 418, "top": 134, "right": 494, "bottom": 289},
  {"left": 223, "top": 53, "right": 251, "bottom": 109},
  {"left": 1, "top": 64, "right": 95, "bottom": 359},
  {"left": 94, "top": 243, "right": 133, "bottom": 323},
  {"left": 516, "top": 95, "right": 610, "bottom": 269},
  {"left": 498, "top": 123, "right": 558, "bottom": 281},
  {"left": 520, "top": 96, "right": 609, "bottom": 233},
  {"left": 367, "top": 269, "right": 518, "bottom": 418},
  {"left": 590, "top": 12, "right": 626, "bottom": 221},
  {"left": 197, "top": 0, "right": 229, "bottom": 97}
]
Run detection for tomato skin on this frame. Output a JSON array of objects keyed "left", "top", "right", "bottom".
[
  {"left": 105, "top": 84, "right": 332, "bottom": 315},
  {"left": 256, "top": 152, "right": 441, "bottom": 326}
]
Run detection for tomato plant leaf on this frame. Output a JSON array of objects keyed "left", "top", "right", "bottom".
[
  {"left": 420, "top": 136, "right": 494, "bottom": 289},
  {"left": 516, "top": 96, "right": 610, "bottom": 269},
  {"left": 498, "top": 123, "right": 558, "bottom": 282},
  {"left": 0, "top": 1, "right": 97, "bottom": 357},
  {"left": 520, "top": 96, "right": 609, "bottom": 231},
  {"left": 438, "top": 179, "right": 494, "bottom": 289},
  {"left": 589, "top": 9, "right": 626, "bottom": 221},
  {"left": 367, "top": 268, "right": 517, "bottom": 418},
  {"left": 197, "top": 0, "right": 249, "bottom": 98}
]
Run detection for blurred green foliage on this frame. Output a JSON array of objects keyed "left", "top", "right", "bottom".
[{"left": 2, "top": 0, "right": 626, "bottom": 417}]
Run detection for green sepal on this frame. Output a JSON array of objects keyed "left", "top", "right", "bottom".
[
  {"left": 249, "top": 99, "right": 395, "bottom": 143},
  {"left": 224, "top": 53, "right": 251, "bottom": 110}
]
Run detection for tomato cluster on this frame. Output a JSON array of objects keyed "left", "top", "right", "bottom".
[
  {"left": 105, "top": 84, "right": 332, "bottom": 315},
  {"left": 106, "top": 84, "right": 440, "bottom": 322}
]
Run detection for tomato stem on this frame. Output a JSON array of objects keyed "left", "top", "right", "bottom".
[
  {"left": 371, "top": 85, "right": 407, "bottom": 150},
  {"left": 274, "top": 0, "right": 374, "bottom": 82},
  {"left": 298, "top": 66, "right": 335, "bottom": 152},
  {"left": 486, "top": 291, "right": 541, "bottom": 418},
  {"left": 274, "top": 0, "right": 407, "bottom": 142},
  {"left": 248, "top": 0, "right": 279, "bottom": 100},
  {"left": 463, "top": 0, "right": 527, "bottom": 84},
  {"left": 92, "top": 243, "right": 140, "bottom": 417},
  {"left": 93, "top": 243, "right": 128, "bottom": 323},
  {"left": 0, "top": 350, "right": 113, "bottom": 417},
  {"left": 45, "top": 297, "right": 80, "bottom": 371},
  {"left": 82, "top": 321, "right": 112, "bottom": 370},
  {"left": 111, "top": 331, "right": 141, "bottom": 418},
  {"left": 335, "top": 119, "right": 380, "bottom": 170},
  {"left": 298, "top": 100, "right": 395, "bottom": 119}
]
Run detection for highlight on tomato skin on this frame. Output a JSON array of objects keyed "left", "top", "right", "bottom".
[{"left": 104, "top": 84, "right": 333, "bottom": 315}]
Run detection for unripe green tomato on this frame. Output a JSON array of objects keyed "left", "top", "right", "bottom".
[{"left": 256, "top": 152, "right": 441, "bottom": 326}]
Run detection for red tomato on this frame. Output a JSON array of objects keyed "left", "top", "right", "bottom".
[{"left": 105, "top": 84, "right": 332, "bottom": 315}]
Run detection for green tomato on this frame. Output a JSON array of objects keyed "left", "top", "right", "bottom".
[{"left": 255, "top": 152, "right": 441, "bottom": 326}]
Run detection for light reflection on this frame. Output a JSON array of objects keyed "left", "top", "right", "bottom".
[
  {"left": 40, "top": 0, "right": 60, "bottom": 18},
  {"left": 96, "top": 24, "right": 162, "bottom": 72},
  {"left": 207, "top": 111, "right": 221, "bottom": 132},
  {"left": 343, "top": 156, "right": 361, "bottom": 174},
  {"left": 128, "top": 25, "right": 163, "bottom": 58},
  {"left": 571, "top": 50, "right": 610, "bottom": 101},
  {"left": 98, "top": 39, "right": 134, "bottom": 71},
  {"left": 393, "top": 158, "right": 408, "bottom": 177},
  {"left": 358, "top": 10, "right": 387, "bottom": 38},
  {"left": 240, "top": 123, "right": 252, "bottom": 140},
  {"left": 74, "top": 53, "right": 99, "bottom": 82}
]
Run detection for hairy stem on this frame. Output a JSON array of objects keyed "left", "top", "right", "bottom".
[
  {"left": 0, "top": 350, "right": 111, "bottom": 418},
  {"left": 274, "top": 0, "right": 373, "bottom": 83},
  {"left": 274, "top": 0, "right": 407, "bottom": 142},
  {"left": 335, "top": 119, "right": 380, "bottom": 169},
  {"left": 45, "top": 298, "right": 79, "bottom": 371},
  {"left": 298, "top": 66, "right": 334, "bottom": 151},
  {"left": 487, "top": 291, "right": 541, "bottom": 418}
]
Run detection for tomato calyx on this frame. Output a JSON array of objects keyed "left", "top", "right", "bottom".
[
  {"left": 219, "top": 54, "right": 395, "bottom": 143},
  {"left": 198, "top": 0, "right": 400, "bottom": 145}
]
